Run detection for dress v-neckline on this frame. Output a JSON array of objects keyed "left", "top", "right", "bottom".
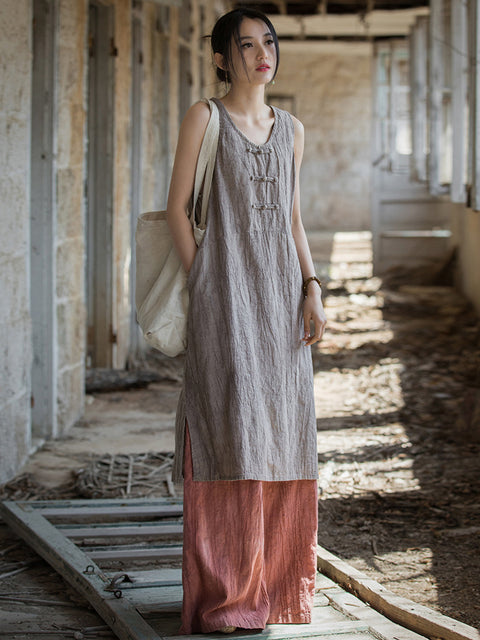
[{"left": 214, "top": 98, "right": 277, "bottom": 148}]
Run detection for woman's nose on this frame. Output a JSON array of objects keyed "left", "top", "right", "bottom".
[{"left": 257, "top": 45, "right": 267, "bottom": 59}]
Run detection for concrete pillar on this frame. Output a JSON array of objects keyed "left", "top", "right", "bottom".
[
  {"left": 0, "top": 0, "right": 33, "bottom": 483},
  {"left": 55, "top": 0, "right": 88, "bottom": 432}
]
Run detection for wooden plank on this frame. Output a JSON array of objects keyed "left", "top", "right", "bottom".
[
  {"left": 108, "top": 568, "right": 182, "bottom": 586},
  {"left": 0, "top": 501, "right": 164, "bottom": 640},
  {"left": 59, "top": 521, "right": 183, "bottom": 539},
  {"left": 325, "top": 588, "right": 427, "bottom": 640},
  {"left": 3, "top": 497, "right": 475, "bottom": 640},
  {"left": 34, "top": 503, "right": 183, "bottom": 520},
  {"left": 27, "top": 497, "right": 184, "bottom": 509},
  {"left": 126, "top": 585, "right": 183, "bottom": 613},
  {"left": 125, "top": 580, "right": 334, "bottom": 615},
  {"left": 86, "top": 544, "right": 183, "bottom": 561},
  {"left": 316, "top": 545, "right": 480, "bottom": 640},
  {"left": 168, "top": 622, "right": 372, "bottom": 640}
]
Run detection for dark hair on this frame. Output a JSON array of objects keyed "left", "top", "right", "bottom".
[{"left": 211, "top": 8, "right": 280, "bottom": 84}]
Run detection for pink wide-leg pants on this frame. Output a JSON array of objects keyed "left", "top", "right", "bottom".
[{"left": 179, "top": 424, "right": 318, "bottom": 634}]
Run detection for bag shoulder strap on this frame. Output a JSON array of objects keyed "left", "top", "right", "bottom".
[{"left": 191, "top": 98, "right": 219, "bottom": 229}]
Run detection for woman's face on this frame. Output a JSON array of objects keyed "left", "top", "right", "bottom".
[{"left": 225, "top": 18, "right": 277, "bottom": 86}]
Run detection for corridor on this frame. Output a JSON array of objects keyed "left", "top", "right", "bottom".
[{"left": 2, "top": 232, "right": 479, "bottom": 629}]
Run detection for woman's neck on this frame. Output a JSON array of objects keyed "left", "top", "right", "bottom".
[{"left": 221, "top": 84, "right": 267, "bottom": 116}]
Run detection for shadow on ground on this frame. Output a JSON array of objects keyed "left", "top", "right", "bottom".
[{"left": 313, "top": 273, "right": 480, "bottom": 627}]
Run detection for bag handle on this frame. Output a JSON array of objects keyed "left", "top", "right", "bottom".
[{"left": 190, "top": 98, "right": 219, "bottom": 229}]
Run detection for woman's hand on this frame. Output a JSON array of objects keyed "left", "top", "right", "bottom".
[{"left": 302, "top": 285, "right": 327, "bottom": 346}]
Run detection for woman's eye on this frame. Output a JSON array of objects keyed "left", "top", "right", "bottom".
[
  {"left": 265, "top": 39, "right": 274, "bottom": 45},
  {"left": 242, "top": 42, "right": 253, "bottom": 48}
]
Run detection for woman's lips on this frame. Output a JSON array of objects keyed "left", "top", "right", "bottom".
[{"left": 256, "top": 65, "right": 270, "bottom": 71}]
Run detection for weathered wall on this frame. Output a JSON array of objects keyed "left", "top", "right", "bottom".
[
  {"left": 0, "top": 0, "right": 33, "bottom": 483},
  {"left": 269, "top": 41, "right": 373, "bottom": 231},
  {"left": 450, "top": 206, "right": 480, "bottom": 316},
  {"left": 55, "top": 0, "right": 87, "bottom": 433}
]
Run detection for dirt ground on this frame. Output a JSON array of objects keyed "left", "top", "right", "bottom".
[{"left": 1, "top": 231, "right": 479, "bottom": 633}]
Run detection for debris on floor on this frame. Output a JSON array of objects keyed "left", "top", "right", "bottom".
[
  {"left": 1, "top": 233, "right": 479, "bottom": 630},
  {"left": 314, "top": 270, "right": 480, "bottom": 629},
  {"left": 75, "top": 452, "right": 176, "bottom": 498}
]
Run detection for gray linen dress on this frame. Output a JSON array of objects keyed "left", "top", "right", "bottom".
[{"left": 172, "top": 97, "right": 318, "bottom": 482}]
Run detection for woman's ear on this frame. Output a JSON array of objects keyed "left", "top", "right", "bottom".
[{"left": 214, "top": 52, "right": 225, "bottom": 71}]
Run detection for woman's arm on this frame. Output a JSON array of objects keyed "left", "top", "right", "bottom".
[
  {"left": 290, "top": 115, "right": 327, "bottom": 346},
  {"left": 166, "top": 101, "right": 211, "bottom": 273}
]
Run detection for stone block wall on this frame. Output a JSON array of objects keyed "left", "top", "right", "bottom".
[
  {"left": 0, "top": 0, "right": 33, "bottom": 483},
  {"left": 269, "top": 41, "right": 373, "bottom": 231}
]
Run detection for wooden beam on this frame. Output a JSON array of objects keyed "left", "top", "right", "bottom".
[
  {"left": 58, "top": 521, "right": 183, "bottom": 539},
  {"left": 317, "top": 545, "right": 480, "bottom": 640},
  {"left": 171, "top": 621, "right": 372, "bottom": 640},
  {"left": 86, "top": 544, "right": 183, "bottom": 560},
  {"left": 145, "top": 0, "right": 182, "bottom": 6},
  {"left": 278, "top": 39, "right": 372, "bottom": 55},
  {"left": 0, "top": 501, "right": 164, "bottom": 640},
  {"left": 270, "top": 8, "right": 429, "bottom": 38},
  {"left": 32, "top": 498, "right": 183, "bottom": 520}
]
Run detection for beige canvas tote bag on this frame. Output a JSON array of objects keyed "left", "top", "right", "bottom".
[{"left": 135, "top": 98, "right": 219, "bottom": 357}]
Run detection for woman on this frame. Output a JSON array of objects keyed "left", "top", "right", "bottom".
[{"left": 166, "top": 7, "right": 327, "bottom": 634}]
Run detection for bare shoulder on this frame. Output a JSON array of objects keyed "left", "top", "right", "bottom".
[
  {"left": 289, "top": 114, "right": 305, "bottom": 163},
  {"left": 181, "top": 100, "right": 211, "bottom": 138},
  {"left": 289, "top": 114, "right": 305, "bottom": 141}
]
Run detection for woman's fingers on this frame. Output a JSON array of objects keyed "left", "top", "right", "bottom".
[
  {"left": 304, "top": 313, "right": 311, "bottom": 342},
  {"left": 303, "top": 313, "right": 326, "bottom": 346}
]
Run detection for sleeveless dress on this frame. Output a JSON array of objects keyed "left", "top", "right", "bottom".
[{"left": 172, "top": 97, "right": 318, "bottom": 483}]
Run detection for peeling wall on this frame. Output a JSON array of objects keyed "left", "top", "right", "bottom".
[
  {"left": 0, "top": 0, "right": 32, "bottom": 483},
  {"left": 269, "top": 41, "right": 373, "bottom": 231}
]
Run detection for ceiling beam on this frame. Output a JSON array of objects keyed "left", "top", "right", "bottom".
[
  {"left": 318, "top": 0, "right": 328, "bottom": 14},
  {"left": 270, "top": 7, "right": 429, "bottom": 37}
]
